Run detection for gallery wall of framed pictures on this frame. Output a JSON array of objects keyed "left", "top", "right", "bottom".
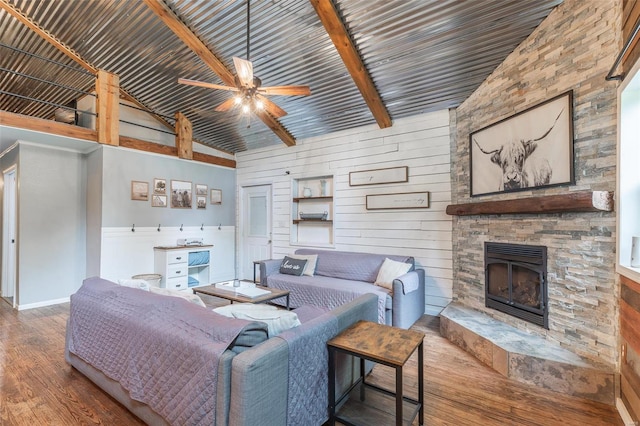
[{"left": 131, "top": 178, "right": 223, "bottom": 210}]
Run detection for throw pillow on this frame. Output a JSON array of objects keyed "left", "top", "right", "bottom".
[
  {"left": 213, "top": 303, "right": 301, "bottom": 337},
  {"left": 279, "top": 256, "right": 308, "bottom": 276},
  {"left": 149, "top": 286, "right": 206, "bottom": 307},
  {"left": 288, "top": 254, "right": 318, "bottom": 276},
  {"left": 374, "top": 258, "right": 412, "bottom": 290},
  {"left": 117, "top": 278, "right": 150, "bottom": 291}
]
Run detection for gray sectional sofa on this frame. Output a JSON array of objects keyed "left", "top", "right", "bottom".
[
  {"left": 65, "top": 277, "right": 378, "bottom": 426},
  {"left": 260, "top": 248, "right": 425, "bottom": 329}
]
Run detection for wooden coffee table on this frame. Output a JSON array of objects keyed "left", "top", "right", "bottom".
[{"left": 193, "top": 283, "right": 291, "bottom": 310}]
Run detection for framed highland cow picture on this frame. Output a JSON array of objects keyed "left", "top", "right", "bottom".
[{"left": 469, "top": 91, "right": 574, "bottom": 197}]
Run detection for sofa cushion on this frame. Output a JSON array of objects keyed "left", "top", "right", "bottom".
[
  {"left": 117, "top": 278, "right": 150, "bottom": 291},
  {"left": 213, "top": 303, "right": 301, "bottom": 337},
  {"left": 374, "top": 258, "right": 412, "bottom": 290},
  {"left": 295, "top": 249, "right": 413, "bottom": 283},
  {"left": 288, "top": 254, "right": 318, "bottom": 276},
  {"left": 279, "top": 256, "right": 308, "bottom": 276}
]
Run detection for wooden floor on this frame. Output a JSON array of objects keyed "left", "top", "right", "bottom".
[{"left": 0, "top": 298, "right": 623, "bottom": 425}]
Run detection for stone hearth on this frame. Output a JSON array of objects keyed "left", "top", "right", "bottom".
[{"left": 440, "top": 303, "right": 616, "bottom": 405}]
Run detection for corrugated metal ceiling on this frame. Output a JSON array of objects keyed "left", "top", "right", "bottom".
[{"left": 0, "top": 0, "right": 563, "bottom": 153}]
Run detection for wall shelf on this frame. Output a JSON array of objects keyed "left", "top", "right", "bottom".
[
  {"left": 291, "top": 175, "right": 334, "bottom": 247},
  {"left": 292, "top": 219, "right": 333, "bottom": 224},
  {"left": 446, "top": 191, "right": 614, "bottom": 216},
  {"left": 293, "top": 196, "right": 333, "bottom": 202}
]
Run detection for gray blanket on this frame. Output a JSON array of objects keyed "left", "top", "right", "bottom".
[
  {"left": 268, "top": 274, "right": 389, "bottom": 324},
  {"left": 68, "top": 277, "right": 253, "bottom": 425},
  {"left": 279, "top": 312, "right": 339, "bottom": 425}
]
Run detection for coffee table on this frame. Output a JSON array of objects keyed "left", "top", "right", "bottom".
[{"left": 193, "top": 283, "right": 291, "bottom": 310}]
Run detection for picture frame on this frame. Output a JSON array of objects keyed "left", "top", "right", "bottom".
[
  {"left": 366, "top": 191, "right": 429, "bottom": 210},
  {"left": 195, "top": 184, "right": 208, "bottom": 196},
  {"left": 153, "top": 178, "right": 166, "bottom": 194},
  {"left": 131, "top": 181, "right": 148, "bottom": 201},
  {"left": 196, "top": 196, "right": 207, "bottom": 209},
  {"left": 349, "top": 166, "right": 409, "bottom": 186},
  {"left": 469, "top": 91, "right": 574, "bottom": 197},
  {"left": 152, "top": 194, "right": 167, "bottom": 207},
  {"left": 170, "top": 180, "right": 192, "bottom": 208},
  {"left": 210, "top": 189, "right": 222, "bottom": 204}
]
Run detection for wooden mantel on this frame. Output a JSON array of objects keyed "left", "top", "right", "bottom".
[{"left": 446, "top": 191, "right": 614, "bottom": 216}]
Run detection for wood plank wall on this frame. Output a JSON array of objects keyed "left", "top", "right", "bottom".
[
  {"left": 620, "top": 1, "right": 640, "bottom": 422},
  {"left": 623, "top": 0, "right": 640, "bottom": 76},
  {"left": 621, "top": 275, "right": 640, "bottom": 422},
  {"left": 235, "top": 110, "right": 453, "bottom": 316}
]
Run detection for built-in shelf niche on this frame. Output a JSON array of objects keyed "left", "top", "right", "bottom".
[
  {"left": 291, "top": 175, "right": 334, "bottom": 247},
  {"left": 617, "top": 58, "right": 640, "bottom": 282}
]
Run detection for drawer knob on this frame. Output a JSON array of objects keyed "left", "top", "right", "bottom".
[
  {"left": 176, "top": 284, "right": 182, "bottom": 288},
  {"left": 176, "top": 257, "right": 182, "bottom": 260},
  {"left": 175, "top": 270, "right": 181, "bottom": 274}
]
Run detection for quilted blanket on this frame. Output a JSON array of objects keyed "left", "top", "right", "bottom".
[
  {"left": 267, "top": 274, "right": 389, "bottom": 324},
  {"left": 68, "top": 277, "right": 254, "bottom": 425},
  {"left": 278, "top": 313, "right": 339, "bottom": 425}
]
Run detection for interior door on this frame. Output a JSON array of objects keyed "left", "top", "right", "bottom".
[
  {"left": 241, "top": 185, "right": 272, "bottom": 281},
  {"left": 2, "top": 167, "right": 17, "bottom": 307}
]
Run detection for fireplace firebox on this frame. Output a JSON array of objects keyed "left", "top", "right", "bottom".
[{"left": 484, "top": 242, "right": 548, "bottom": 328}]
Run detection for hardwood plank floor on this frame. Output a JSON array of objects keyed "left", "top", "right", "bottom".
[{"left": 0, "top": 298, "right": 624, "bottom": 425}]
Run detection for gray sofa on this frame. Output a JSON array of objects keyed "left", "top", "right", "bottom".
[
  {"left": 65, "top": 277, "right": 377, "bottom": 426},
  {"left": 260, "top": 248, "right": 425, "bottom": 329}
]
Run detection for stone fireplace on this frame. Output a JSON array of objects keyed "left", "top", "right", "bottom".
[{"left": 484, "top": 242, "right": 548, "bottom": 329}]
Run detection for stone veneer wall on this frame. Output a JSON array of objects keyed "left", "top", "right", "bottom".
[{"left": 452, "top": 0, "right": 621, "bottom": 366}]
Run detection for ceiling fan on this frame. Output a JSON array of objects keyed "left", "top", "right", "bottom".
[{"left": 177, "top": 0, "right": 310, "bottom": 118}]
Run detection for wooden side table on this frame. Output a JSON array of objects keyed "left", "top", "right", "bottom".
[{"left": 327, "top": 320, "right": 424, "bottom": 426}]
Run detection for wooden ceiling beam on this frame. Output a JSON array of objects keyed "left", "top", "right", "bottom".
[
  {"left": 310, "top": 0, "right": 392, "bottom": 129},
  {"left": 143, "top": 0, "right": 297, "bottom": 147}
]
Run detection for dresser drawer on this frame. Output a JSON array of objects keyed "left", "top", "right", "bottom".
[
  {"left": 165, "top": 277, "right": 188, "bottom": 291},
  {"left": 167, "top": 264, "right": 187, "bottom": 278},
  {"left": 167, "top": 251, "right": 188, "bottom": 264}
]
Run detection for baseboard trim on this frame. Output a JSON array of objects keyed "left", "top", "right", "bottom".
[
  {"left": 18, "top": 297, "right": 70, "bottom": 310},
  {"left": 618, "top": 397, "right": 638, "bottom": 426}
]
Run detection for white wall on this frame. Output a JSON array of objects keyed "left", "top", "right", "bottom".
[{"left": 236, "top": 110, "right": 453, "bottom": 315}]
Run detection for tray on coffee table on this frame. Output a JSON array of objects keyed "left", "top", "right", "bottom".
[{"left": 193, "top": 283, "right": 290, "bottom": 310}]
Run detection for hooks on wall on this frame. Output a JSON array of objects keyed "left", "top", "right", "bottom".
[
  {"left": 180, "top": 224, "right": 183, "bottom": 232},
  {"left": 157, "top": 224, "right": 161, "bottom": 232},
  {"left": 218, "top": 223, "right": 222, "bottom": 230},
  {"left": 131, "top": 224, "right": 135, "bottom": 232},
  {"left": 201, "top": 223, "right": 204, "bottom": 231}
]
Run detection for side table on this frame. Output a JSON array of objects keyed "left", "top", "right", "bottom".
[{"left": 327, "top": 320, "right": 424, "bottom": 426}]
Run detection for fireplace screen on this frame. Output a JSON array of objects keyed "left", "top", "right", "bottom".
[{"left": 484, "top": 242, "right": 548, "bottom": 328}]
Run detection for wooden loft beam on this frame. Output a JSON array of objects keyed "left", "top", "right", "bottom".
[
  {"left": 143, "top": 0, "right": 296, "bottom": 147},
  {"left": 175, "top": 111, "right": 193, "bottom": 159},
  {"left": 310, "top": 0, "right": 392, "bottom": 129},
  {"left": 0, "top": 110, "right": 236, "bottom": 168},
  {"left": 96, "top": 70, "right": 120, "bottom": 146}
]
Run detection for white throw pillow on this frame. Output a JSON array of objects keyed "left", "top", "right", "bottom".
[
  {"left": 288, "top": 254, "right": 318, "bottom": 276},
  {"left": 213, "top": 303, "right": 301, "bottom": 336},
  {"left": 149, "top": 286, "right": 206, "bottom": 307},
  {"left": 118, "top": 279, "right": 150, "bottom": 292},
  {"left": 374, "top": 258, "right": 412, "bottom": 290}
]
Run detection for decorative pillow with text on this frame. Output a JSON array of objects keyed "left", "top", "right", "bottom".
[{"left": 279, "top": 256, "right": 308, "bottom": 276}]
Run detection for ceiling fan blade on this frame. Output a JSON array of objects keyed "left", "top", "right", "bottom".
[
  {"left": 233, "top": 57, "right": 254, "bottom": 87},
  {"left": 178, "top": 78, "right": 239, "bottom": 92},
  {"left": 257, "top": 94, "right": 287, "bottom": 118},
  {"left": 214, "top": 97, "right": 239, "bottom": 112},
  {"left": 258, "top": 85, "right": 311, "bottom": 96}
]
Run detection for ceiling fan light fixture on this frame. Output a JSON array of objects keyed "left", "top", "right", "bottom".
[
  {"left": 255, "top": 99, "right": 264, "bottom": 110},
  {"left": 242, "top": 103, "right": 251, "bottom": 114}
]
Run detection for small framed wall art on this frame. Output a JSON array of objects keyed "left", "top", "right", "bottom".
[
  {"left": 196, "top": 184, "right": 208, "bottom": 196},
  {"left": 152, "top": 194, "right": 167, "bottom": 207},
  {"left": 153, "top": 178, "right": 166, "bottom": 194},
  {"left": 170, "top": 180, "right": 192, "bottom": 208},
  {"left": 131, "top": 181, "right": 149, "bottom": 201},
  {"left": 349, "top": 166, "right": 409, "bottom": 186},
  {"left": 366, "top": 191, "right": 429, "bottom": 210},
  {"left": 210, "top": 189, "right": 222, "bottom": 205},
  {"left": 196, "top": 196, "right": 207, "bottom": 209}
]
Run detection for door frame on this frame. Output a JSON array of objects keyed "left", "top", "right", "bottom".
[
  {"left": 239, "top": 183, "right": 273, "bottom": 281},
  {"left": 2, "top": 165, "right": 17, "bottom": 308}
]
